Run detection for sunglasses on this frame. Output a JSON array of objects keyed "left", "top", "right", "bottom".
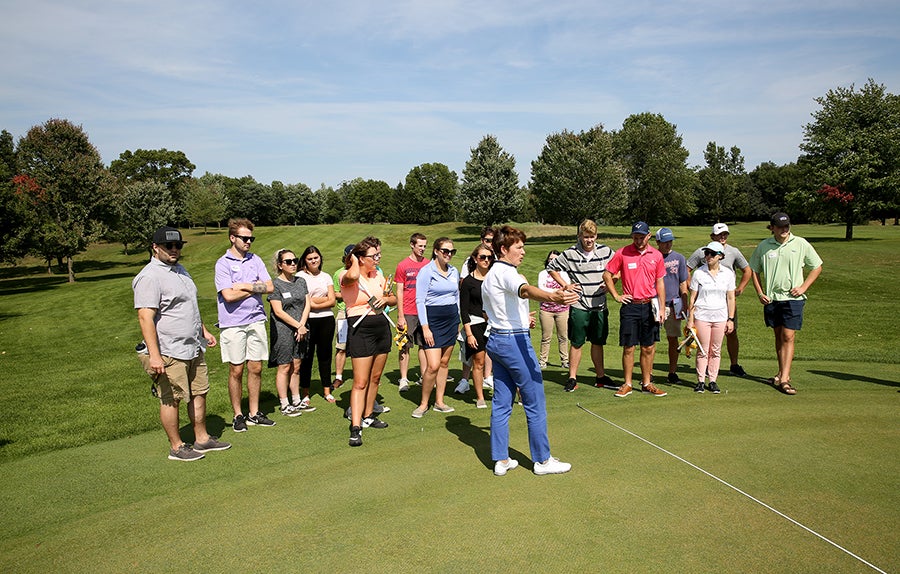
[
  {"left": 476, "top": 254, "right": 494, "bottom": 261},
  {"left": 281, "top": 258, "right": 300, "bottom": 265},
  {"left": 161, "top": 241, "right": 184, "bottom": 250},
  {"left": 438, "top": 248, "right": 457, "bottom": 256},
  {"left": 234, "top": 235, "right": 256, "bottom": 243}
]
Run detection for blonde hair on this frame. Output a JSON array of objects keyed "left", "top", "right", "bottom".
[{"left": 578, "top": 219, "right": 597, "bottom": 237}]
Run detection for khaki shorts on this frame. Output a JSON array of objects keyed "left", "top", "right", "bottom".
[
  {"left": 663, "top": 305, "right": 682, "bottom": 338},
  {"left": 139, "top": 352, "right": 209, "bottom": 405},
  {"left": 335, "top": 309, "right": 348, "bottom": 350},
  {"left": 220, "top": 321, "right": 269, "bottom": 364}
]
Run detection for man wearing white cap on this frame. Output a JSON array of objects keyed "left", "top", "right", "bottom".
[{"left": 687, "top": 223, "right": 751, "bottom": 377}]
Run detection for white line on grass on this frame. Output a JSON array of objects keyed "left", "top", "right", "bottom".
[{"left": 575, "top": 403, "right": 887, "bottom": 574}]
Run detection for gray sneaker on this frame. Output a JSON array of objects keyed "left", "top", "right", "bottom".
[
  {"left": 247, "top": 412, "right": 276, "bottom": 427},
  {"left": 168, "top": 443, "right": 204, "bottom": 462},
  {"left": 192, "top": 436, "right": 232, "bottom": 452}
]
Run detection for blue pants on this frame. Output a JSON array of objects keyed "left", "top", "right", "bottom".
[{"left": 486, "top": 331, "right": 551, "bottom": 463}]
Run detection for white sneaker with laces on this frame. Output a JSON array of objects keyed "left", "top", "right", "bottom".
[
  {"left": 398, "top": 378, "right": 410, "bottom": 392},
  {"left": 494, "top": 459, "right": 519, "bottom": 476},
  {"left": 533, "top": 456, "right": 571, "bottom": 475}
]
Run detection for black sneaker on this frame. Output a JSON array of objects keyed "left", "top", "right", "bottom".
[
  {"left": 707, "top": 381, "right": 721, "bottom": 394},
  {"left": 564, "top": 378, "right": 578, "bottom": 392},
  {"left": 729, "top": 364, "right": 746, "bottom": 377},
  {"left": 247, "top": 411, "right": 276, "bottom": 427},
  {"left": 667, "top": 372, "right": 680, "bottom": 384},
  {"left": 694, "top": 382, "right": 705, "bottom": 393},
  {"left": 362, "top": 413, "right": 389, "bottom": 429},
  {"left": 595, "top": 375, "right": 616, "bottom": 389},
  {"left": 349, "top": 425, "right": 362, "bottom": 447},
  {"left": 233, "top": 414, "right": 248, "bottom": 433}
]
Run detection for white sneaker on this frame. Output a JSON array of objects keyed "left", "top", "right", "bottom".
[
  {"left": 398, "top": 378, "right": 410, "bottom": 392},
  {"left": 446, "top": 375, "right": 454, "bottom": 383},
  {"left": 483, "top": 376, "right": 494, "bottom": 390},
  {"left": 454, "top": 378, "right": 470, "bottom": 394},
  {"left": 534, "top": 456, "right": 571, "bottom": 475},
  {"left": 494, "top": 459, "right": 519, "bottom": 476}
]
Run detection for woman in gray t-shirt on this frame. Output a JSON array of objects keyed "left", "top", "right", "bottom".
[{"left": 267, "top": 249, "right": 311, "bottom": 417}]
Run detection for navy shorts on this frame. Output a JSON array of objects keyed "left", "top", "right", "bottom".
[
  {"left": 764, "top": 300, "right": 805, "bottom": 330},
  {"left": 618, "top": 302, "right": 660, "bottom": 347}
]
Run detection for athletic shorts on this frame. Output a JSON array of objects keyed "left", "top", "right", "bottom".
[
  {"left": 402, "top": 314, "right": 425, "bottom": 349},
  {"left": 335, "top": 309, "right": 348, "bottom": 350},
  {"left": 618, "top": 302, "right": 660, "bottom": 348},
  {"left": 567, "top": 307, "right": 609, "bottom": 348},
  {"left": 138, "top": 352, "right": 209, "bottom": 405},
  {"left": 764, "top": 300, "right": 805, "bottom": 330},
  {"left": 347, "top": 314, "right": 392, "bottom": 358},
  {"left": 220, "top": 321, "right": 269, "bottom": 364}
]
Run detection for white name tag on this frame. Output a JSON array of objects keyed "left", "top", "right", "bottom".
[
  {"left": 767, "top": 252, "right": 777, "bottom": 259},
  {"left": 627, "top": 262, "right": 638, "bottom": 270},
  {"left": 282, "top": 292, "right": 292, "bottom": 299},
  {"left": 231, "top": 264, "right": 241, "bottom": 272}
]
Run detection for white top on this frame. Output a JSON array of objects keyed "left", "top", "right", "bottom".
[
  {"left": 297, "top": 270, "right": 334, "bottom": 318},
  {"left": 482, "top": 261, "right": 529, "bottom": 331},
  {"left": 689, "top": 265, "right": 736, "bottom": 322}
]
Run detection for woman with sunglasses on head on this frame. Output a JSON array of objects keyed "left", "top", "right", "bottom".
[
  {"left": 296, "top": 246, "right": 338, "bottom": 406},
  {"left": 537, "top": 250, "right": 570, "bottom": 370},
  {"left": 460, "top": 245, "right": 494, "bottom": 408},
  {"left": 267, "top": 249, "right": 311, "bottom": 416},
  {"left": 340, "top": 236, "right": 397, "bottom": 447},
  {"left": 412, "top": 237, "right": 460, "bottom": 418},
  {"left": 686, "top": 241, "right": 736, "bottom": 394}
]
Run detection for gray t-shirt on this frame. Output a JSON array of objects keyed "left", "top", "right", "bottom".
[
  {"left": 133, "top": 257, "right": 205, "bottom": 360},
  {"left": 687, "top": 243, "right": 749, "bottom": 272}
]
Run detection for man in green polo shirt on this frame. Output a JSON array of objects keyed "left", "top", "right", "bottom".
[{"left": 749, "top": 213, "right": 823, "bottom": 395}]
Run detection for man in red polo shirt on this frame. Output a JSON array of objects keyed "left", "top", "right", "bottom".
[{"left": 603, "top": 221, "right": 668, "bottom": 398}]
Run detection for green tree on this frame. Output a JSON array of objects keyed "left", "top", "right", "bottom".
[
  {"left": 613, "top": 113, "right": 696, "bottom": 224},
  {"left": 0, "top": 129, "right": 31, "bottom": 263},
  {"left": 114, "top": 180, "right": 176, "bottom": 253},
  {"left": 184, "top": 176, "right": 227, "bottom": 232},
  {"left": 346, "top": 178, "right": 393, "bottom": 224},
  {"left": 458, "top": 135, "right": 520, "bottom": 226},
  {"left": 109, "top": 148, "right": 195, "bottom": 223},
  {"left": 800, "top": 79, "right": 900, "bottom": 239},
  {"left": 530, "top": 125, "right": 627, "bottom": 225},
  {"left": 695, "top": 142, "right": 748, "bottom": 224},
  {"left": 223, "top": 176, "right": 278, "bottom": 225},
  {"left": 320, "top": 184, "right": 346, "bottom": 224},
  {"left": 15, "top": 119, "right": 113, "bottom": 281},
  {"left": 279, "top": 182, "right": 321, "bottom": 225},
  {"left": 748, "top": 161, "right": 807, "bottom": 220},
  {"left": 399, "top": 163, "right": 459, "bottom": 225}
]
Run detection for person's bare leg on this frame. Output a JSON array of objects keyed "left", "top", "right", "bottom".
[
  {"left": 228, "top": 363, "right": 245, "bottom": 417},
  {"left": 246, "top": 360, "right": 263, "bottom": 414}
]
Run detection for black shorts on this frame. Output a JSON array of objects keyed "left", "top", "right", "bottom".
[
  {"left": 464, "top": 322, "right": 487, "bottom": 361},
  {"left": 618, "top": 302, "right": 660, "bottom": 347},
  {"left": 347, "top": 314, "right": 392, "bottom": 358}
]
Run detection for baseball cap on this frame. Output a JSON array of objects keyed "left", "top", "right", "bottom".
[
  {"left": 711, "top": 223, "right": 729, "bottom": 235},
  {"left": 631, "top": 221, "right": 650, "bottom": 235},
  {"left": 343, "top": 244, "right": 354, "bottom": 258},
  {"left": 655, "top": 227, "right": 675, "bottom": 242},
  {"left": 770, "top": 212, "right": 791, "bottom": 227},
  {"left": 152, "top": 226, "right": 185, "bottom": 245},
  {"left": 703, "top": 241, "right": 725, "bottom": 256}
]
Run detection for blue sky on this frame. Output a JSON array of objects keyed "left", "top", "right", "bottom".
[{"left": 4, "top": 1, "right": 899, "bottom": 189}]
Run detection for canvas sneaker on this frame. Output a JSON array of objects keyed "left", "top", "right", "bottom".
[
  {"left": 168, "top": 443, "right": 205, "bottom": 462},
  {"left": 729, "top": 364, "right": 747, "bottom": 377},
  {"left": 297, "top": 397, "right": 316, "bottom": 412},
  {"left": 694, "top": 382, "right": 705, "bottom": 393},
  {"left": 564, "top": 378, "right": 578, "bottom": 392},
  {"left": 411, "top": 406, "right": 428, "bottom": 418},
  {"left": 483, "top": 376, "right": 494, "bottom": 390},
  {"left": 348, "top": 425, "right": 362, "bottom": 447},
  {"left": 476, "top": 399, "right": 488, "bottom": 409},
  {"left": 433, "top": 404, "right": 455, "bottom": 413},
  {"left": 494, "top": 459, "right": 519, "bottom": 476},
  {"left": 232, "top": 414, "right": 248, "bottom": 433},
  {"left": 534, "top": 456, "right": 571, "bottom": 475},
  {"left": 707, "top": 381, "right": 721, "bottom": 394},
  {"left": 362, "top": 413, "right": 389, "bottom": 429},
  {"left": 595, "top": 375, "right": 616, "bottom": 389},
  {"left": 454, "top": 379, "right": 470, "bottom": 394},
  {"left": 667, "top": 372, "right": 680, "bottom": 384},
  {"left": 248, "top": 411, "right": 276, "bottom": 427},
  {"left": 398, "top": 378, "right": 410, "bottom": 392},
  {"left": 614, "top": 384, "right": 633, "bottom": 398},
  {"left": 281, "top": 404, "right": 302, "bottom": 417},
  {"left": 641, "top": 382, "right": 667, "bottom": 397},
  {"left": 192, "top": 436, "right": 231, "bottom": 452}
]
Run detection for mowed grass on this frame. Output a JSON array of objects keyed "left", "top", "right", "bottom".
[{"left": 0, "top": 221, "right": 898, "bottom": 573}]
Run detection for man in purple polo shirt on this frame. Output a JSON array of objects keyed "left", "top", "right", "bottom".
[
  {"left": 215, "top": 218, "right": 275, "bottom": 432},
  {"left": 603, "top": 221, "right": 668, "bottom": 398}
]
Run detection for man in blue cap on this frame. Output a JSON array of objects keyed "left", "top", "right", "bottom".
[
  {"left": 655, "top": 227, "right": 689, "bottom": 385},
  {"left": 603, "top": 222, "right": 668, "bottom": 397}
]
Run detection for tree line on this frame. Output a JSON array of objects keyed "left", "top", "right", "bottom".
[{"left": 2, "top": 79, "right": 897, "bottom": 281}]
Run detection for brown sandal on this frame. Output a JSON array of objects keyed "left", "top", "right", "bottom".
[{"left": 775, "top": 379, "right": 797, "bottom": 395}]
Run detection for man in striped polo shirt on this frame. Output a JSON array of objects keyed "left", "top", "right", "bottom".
[{"left": 548, "top": 219, "right": 615, "bottom": 392}]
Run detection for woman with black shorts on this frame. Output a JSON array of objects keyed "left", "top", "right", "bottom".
[
  {"left": 460, "top": 244, "right": 493, "bottom": 408},
  {"left": 340, "top": 236, "right": 397, "bottom": 447},
  {"left": 412, "top": 237, "right": 460, "bottom": 418}
]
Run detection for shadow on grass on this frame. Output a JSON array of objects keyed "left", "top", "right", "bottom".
[
  {"left": 809, "top": 369, "right": 900, "bottom": 388},
  {"left": 0, "top": 438, "right": 12, "bottom": 448},
  {"left": 444, "top": 414, "right": 530, "bottom": 472}
]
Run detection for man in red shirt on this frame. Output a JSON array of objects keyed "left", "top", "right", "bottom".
[
  {"left": 603, "top": 221, "right": 668, "bottom": 398},
  {"left": 394, "top": 233, "right": 429, "bottom": 391}
]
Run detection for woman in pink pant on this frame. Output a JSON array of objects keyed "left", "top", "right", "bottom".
[{"left": 687, "top": 241, "right": 735, "bottom": 394}]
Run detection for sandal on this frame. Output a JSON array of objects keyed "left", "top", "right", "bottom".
[
  {"left": 775, "top": 380, "right": 797, "bottom": 395},
  {"left": 767, "top": 375, "right": 781, "bottom": 386}
]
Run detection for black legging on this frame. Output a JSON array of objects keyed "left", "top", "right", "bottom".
[{"left": 300, "top": 315, "right": 336, "bottom": 391}]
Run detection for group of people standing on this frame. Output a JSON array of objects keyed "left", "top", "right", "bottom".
[{"left": 132, "top": 213, "right": 821, "bottom": 473}]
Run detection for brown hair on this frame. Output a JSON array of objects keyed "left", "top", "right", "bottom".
[
  {"left": 410, "top": 232, "right": 426, "bottom": 244},
  {"left": 431, "top": 237, "right": 452, "bottom": 260},
  {"left": 346, "top": 236, "right": 381, "bottom": 269},
  {"left": 492, "top": 225, "right": 526, "bottom": 256},
  {"left": 228, "top": 218, "right": 254, "bottom": 237},
  {"left": 467, "top": 245, "right": 494, "bottom": 274}
]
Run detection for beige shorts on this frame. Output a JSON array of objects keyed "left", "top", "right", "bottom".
[
  {"left": 139, "top": 352, "right": 209, "bottom": 405},
  {"left": 220, "top": 321, "right": 269, "bottom": 364},
  {"left": 663, "top": 307, "right": 683, "bottom": 338}
]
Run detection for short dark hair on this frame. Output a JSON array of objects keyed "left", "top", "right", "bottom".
[
  {"left": 410, "top": 232, "right": 426, "bottom": 244},
  {"left": 544, "top": 249, "right": 561, "bottom": 269},
  {"left": 481, "top": 226, "right": 496, "bottom": 240},
  {"left": 492, "top": 225, "right": 526, "bottom": 256}
]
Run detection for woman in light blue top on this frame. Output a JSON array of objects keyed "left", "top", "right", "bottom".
[{"left": 412, "top": 237, "right": 460, "bottom": 418}]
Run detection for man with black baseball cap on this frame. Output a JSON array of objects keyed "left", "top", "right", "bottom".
[
  {"left": 133, "top": 227, "right": 230, "bottom": 461},
  {"left": 749, "top": 213, "right": 822, "bottom": 395}
]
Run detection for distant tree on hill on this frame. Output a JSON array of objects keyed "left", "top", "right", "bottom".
[
  {"left": 399, "top": 163, "right": 458, "bottom": 225},
  {"left": 458, "top": 135, "right": 520, "bottom": 226},
  {"left": 114, "top": 180, "right": 176, "bottom": 253},
  {"left": 695, "top": 142, "right": 748, "bottom": 223},
  {"left": 184, "top": 176, "right": 227, "bottom": 232}
]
